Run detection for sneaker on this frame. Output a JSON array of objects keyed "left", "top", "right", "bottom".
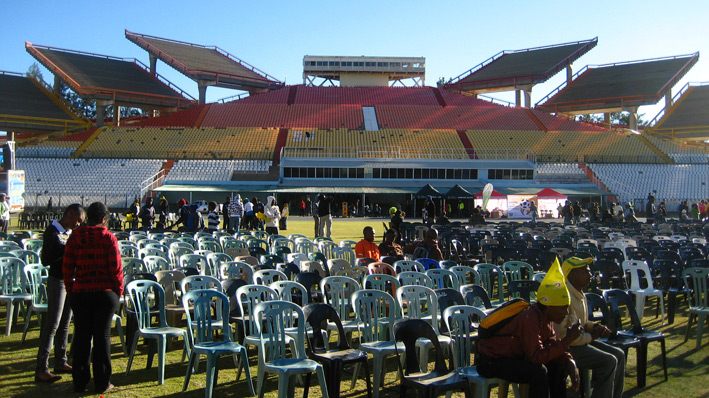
[{"left": 54, "top": 363, "right": 73, "bottom": 374}]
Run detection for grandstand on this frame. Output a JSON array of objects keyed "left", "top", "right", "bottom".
[
  {"left": 643, "top": 134, "right": 708, "bottom": 163},
  {"left": 536, "top": 53, "right": 699, "bottom": 120},
  {"left": 125, "top": 30, "right": 283, "bottom": 103},
  {"left": 16, "top": 158, "right": 163, "bottom": 208},
  {"left": 445, "top": 38, "right": 597, "bottom": 106},
  {"left": 589, "top": 163, "right": 708, "bottom": 204},
  {"left": 25, "top": 42, "right": 195, "bottom": 124},
  {"left": 166, "top": 159, "right": 272, "bottom": 182},
  {"left": 649, "top": 82, "right": 709, "bottom": 141},
  {"left": 0, "top": 71, "right": 88, "bottom": 133},
  {"left": 81, "top": 126, "right": 280, "bottom": 160}
]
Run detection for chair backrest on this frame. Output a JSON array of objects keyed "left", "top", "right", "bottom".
[
  {"left": 367, "top": 261, "right": 396, "bottom": 276},
  {"left": 299, "top": 260, "right": 327, "bottom": 278},
  {"left": 502, "top": 261, "right": 534, "bottom": 281},
  {"left": 236, "top": 284, "right": 278, "bottom": 338},
  {"left": 459, "top": 284, "right": 493, "bottom": 309},
  {"left": 122, "top": 257, "right": 147, "bottom": 276},
  {"left": 327, "top": 258, "right": 352, "bottom": 277},
  {"left": 155, "top": 270, "right": 186, "bottom": 306},
  {"left": 621, "top": 260, "right": 655, "bottom": 290},
  {"left": 223, "top": 261, "right": 254, "bottom": 283},
  {"left": 23, "top": 239, "right": 43, "bottom": 253},
  {"left": 363, "top": 273, "right": 400, "bottom": 297},
  {"left": 443, "top": 304, "right": 487, "bottom": 368},
  {"left": 426, "top": 268, "right": 458, "bottom": 290},
  {"left": 584, "top": 292, "right": 608, "bottom": 323},
  {"left": 270, "top": 280, "right": 309, "bottom": 306},
  {"left": 393, "top": 318, "right": 448, "bottom": 375},
  {"left": 206, "top": 252, "right": 232, "bottom": 277},
  {"left": 303, "top": 303, "right": 350, "bottom": 352},
  {"left": 396, "top": 285, "right": 440, "bottom": 332},
  {"left": 126, "top": 279, "right": 169, "bottom": 330},
  {"left": 394, "top": 260, "right": 424, "bottom": 273},
  {"left": 332, "top": 246, "right": 355, "bottom": 266},
  {"left": 181, "top": 275, "right": 223, "bottom": 294},
  {"left": 449, "top": 265, "right": 479, "bottom": 287},
  {"left": 509, "top": 280, "right": 540, "bottom": 302},
  {"left": 603, "top": 288, "right": 642, "bottom": 333},
  {"left": 286, "top": 253, "right": 309, "bottom": 266},
  {"left": 434, "top": 288, "right": 465, "bottom": 332},
  {"left": 397, "top": 271, "right": 433, "bottom": 288},
  {"left": 353, "top": 289, "right": 399, "bottom": 342},
  {"left": 473, "top": 263, "right": 502, "bottom": 295},
  {"left": 198, "top": 239, "right": 222, "bottom": 253},
  {"left": 253, "top": 269, "right": 287, "bottom": 285},
  {"left": 682, "top": 267, "right": 709, "bottom": 308},
  {"left": 318, "top": 240, "right": 338, "bottom": 259},
  {"left": 143, "top": 255, "right": 171, "bottom": 273},
  {"left": 254, "top": 300, "right": 306, "bottom": 361},
  {"left": 321, "top": 276, "right": 360, "bottom": 321},
  {"left": 137, "top": 238, "right": 161, "bottom": 250},
  {"left": 23, "top": 263, "right": 47, "bottom": 307},
  {"left": 416, "top": 258, "right": 440, "bottom": 270},
  {"left": 10, "top": 249, "right": 41, "bottom": 265},
  {"left": 182, "top": 289, "right": 232, "bottom": 345}
]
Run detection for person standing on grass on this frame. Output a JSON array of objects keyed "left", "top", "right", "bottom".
[
  {"left": 63, "top": 202, "right": 123, "bottom": 394},
  {"left": 207, "top": 202, "right": 219, "bottom": 232},
  {"left": 227, "top": 194, "right": 244, "bottom": 233},
  {"left": 222, "top": 195, "right": 231, "bottom": 231},
  {"left": 0, "top": 193, "right": 10, "bottom": 232},
  {"left": 263, "top": 196, "right": 281, "bottom": 235},
  {"left": 35, "top": 204, "right": 85, "bottom": 384}
]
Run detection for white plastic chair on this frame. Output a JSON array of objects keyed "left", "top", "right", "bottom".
[{"left": 622, "top": 260, "right": 665, "bottom": 322}]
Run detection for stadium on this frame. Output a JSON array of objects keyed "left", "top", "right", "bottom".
[{"left": 0, "top": 4, "right": 708, "bottom": 398}]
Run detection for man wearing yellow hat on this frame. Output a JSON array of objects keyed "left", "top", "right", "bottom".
[
  {"left": 556, "top": 257, "right": 625, "bottom": 398},
  {"left": 477, "top": 259, "right": 582, "bottom": 398}
]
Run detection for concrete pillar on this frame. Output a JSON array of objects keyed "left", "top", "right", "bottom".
[
  {"left": 628, "top": 110, "right": 638, "bottom": 130},
  {"left": 113, "top": 104, "right": 121, "bottom": 126},
  {"left": 524, "top": 89, "right": 532, "bottom": 108},
  {"left": 515, "top": 90, "right": 522, "bottom": 107},
  {"left": 198, "top": 81, "right": 208, "bottom": 105},
  {"left": 95, "top": 104, "right": 106, "bottom": 127},
  {"left": 665, "top": 90, "right": 673, "bottom": 109},
  {"left": 603, "top": 113, "right": 611, "bottom": 128},
  {"left": 149, "top": 55, "right": 157, "bottom": 76},
  {"left": 53, "top": 75, "right": 63, "bottom": 94},
  {"left": 566, "top": 65, "right": 573, "bottom": 84}
]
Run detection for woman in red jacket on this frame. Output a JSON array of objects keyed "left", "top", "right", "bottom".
[{"left": 63, "top": 202, "right": 123, "bottom": 394}]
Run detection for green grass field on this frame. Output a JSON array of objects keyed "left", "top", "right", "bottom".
[{"left": 1, "top": 217, "right": 707, "bottom": 397}]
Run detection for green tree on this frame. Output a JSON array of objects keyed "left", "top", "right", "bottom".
[{"left": 25, "top": 63, "right": 44, "bottom": 81}]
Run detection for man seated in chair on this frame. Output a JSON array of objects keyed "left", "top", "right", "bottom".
[
  {"left": 405, "top": 228, "right": 444, "bottom": 260},
  {"left": 556, "top": 257, "right": 625, "bottom": 398},
  {"left": 354, "top": 226, "right": 380, "bottom": 261},
  {"left": 477, "top": 260, "right": 581, "bottom": 398}
]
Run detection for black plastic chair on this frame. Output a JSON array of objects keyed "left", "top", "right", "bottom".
[
  {"left": 296, "top": 272, "right": 323, "bottom": 303},
  {"left": 652, "top": 259, "right": 691, "bottom": 324},
  {"left": 688, "top": 258, "right": 709, "bottom": 268},
  {"left": 460, "top": 284, "right": 493, "bottom": 309},
  {"left": 302, "top": 303, "right": 372, "bottom": 398},
  {"left": 434, "top": 289, "right": 465, "bottom": 333},
  {"left": 603, "top": 289, "right": 668, "bottom": 387},
  {"left": 591, "top": 259, "right": 627, "bottom": 290},
  {"left": 392, "top": 319, "right": 473, "bottom": 398},
  {"left": 260, "top": 254, "right": 282, "bottom": 269},
  {"left": 281, "top": 262, "right": 301, "bottom": 279},
  {"left": 508, "top": 280, "right": 540, "bottom": 302}
]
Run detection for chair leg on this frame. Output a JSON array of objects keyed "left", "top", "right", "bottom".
[
  {"left": 21, "top": 307, "right": 33, "bottom": 343},
  {"left": 660, "top": 339, "right": 668, "bottom": 381},
  {"left": 277, "top": 372, "right": 290, "bottom": 398},
  {"left": 362, "top": 359, "right": 373, "bottom": 398},
  {"left": 239, "top": 348, "right": 255, "bottom": 396},
  {"left": 158, "top": 336, "right": 167, "bottom": 384},
  {"left": 684, "top": 313, "right": 695, "bottom": 343},
  {"left": 6, "top": 302, "right": 14, "bottom": 336},
  {"left": 696, "top": 314, "right": 706, "bottom": 350},
  {"left": 205, "top": 355, "right": 217, "bottom": 398},
  {"left": 256, "top": 347, "right": 266, "bottom": 398},
  {"left": 114, "top": 314, "right": 126, "bottom": 355},
  {"left": 303, "top": 372, "right": 311, "bottom": 398},
  {"left": 125, "top": 332, "right": 140, "bottom": 374},
  {"left": 183, "top": 351, "right": 196, "bottom": 391},
  {"left": 636, "top": 344, "right": 648, "bottom": 388},
  {"left": 372, "top": 354, "right": 383, "bottom": 398},
  {"left": 316, "top": 366, "right": 330, "bottom": 398}
]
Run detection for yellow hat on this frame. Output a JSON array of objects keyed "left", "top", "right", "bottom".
[
  {"left": 561, "top": 256, "right": 593, "bottom": 277},
  {"left": 537, "top": 258, "right": 570, "bottom": 306}
]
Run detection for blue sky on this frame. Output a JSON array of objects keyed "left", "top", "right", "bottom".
[{"left": 3, "top": 0, "right": 708, "bottom": 119}]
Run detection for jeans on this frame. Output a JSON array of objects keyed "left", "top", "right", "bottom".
[
  {"left": 318, "top": 214, "right": 332, "bottom": 238},
  {"left": 229, "top": 216, "right": 241, "bottom": 232},
  {"left": 313, "top": 215, "right": 320, "bottom": 238},
  {"left": 36, "top": 276, "right": 72, "bottom": 372},
  {"left": 570, "top": 340, "right": 625, "bottom": 398},
  {"left": 477, "top": 354, "right": 567, "bottom": 398},
  {"left": 70, "top": 291, "right": 119, "bottom": 392}
]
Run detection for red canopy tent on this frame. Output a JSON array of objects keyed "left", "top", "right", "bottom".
[{"left": 535, "top": 188, "right": 567, "bottom": 199}]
